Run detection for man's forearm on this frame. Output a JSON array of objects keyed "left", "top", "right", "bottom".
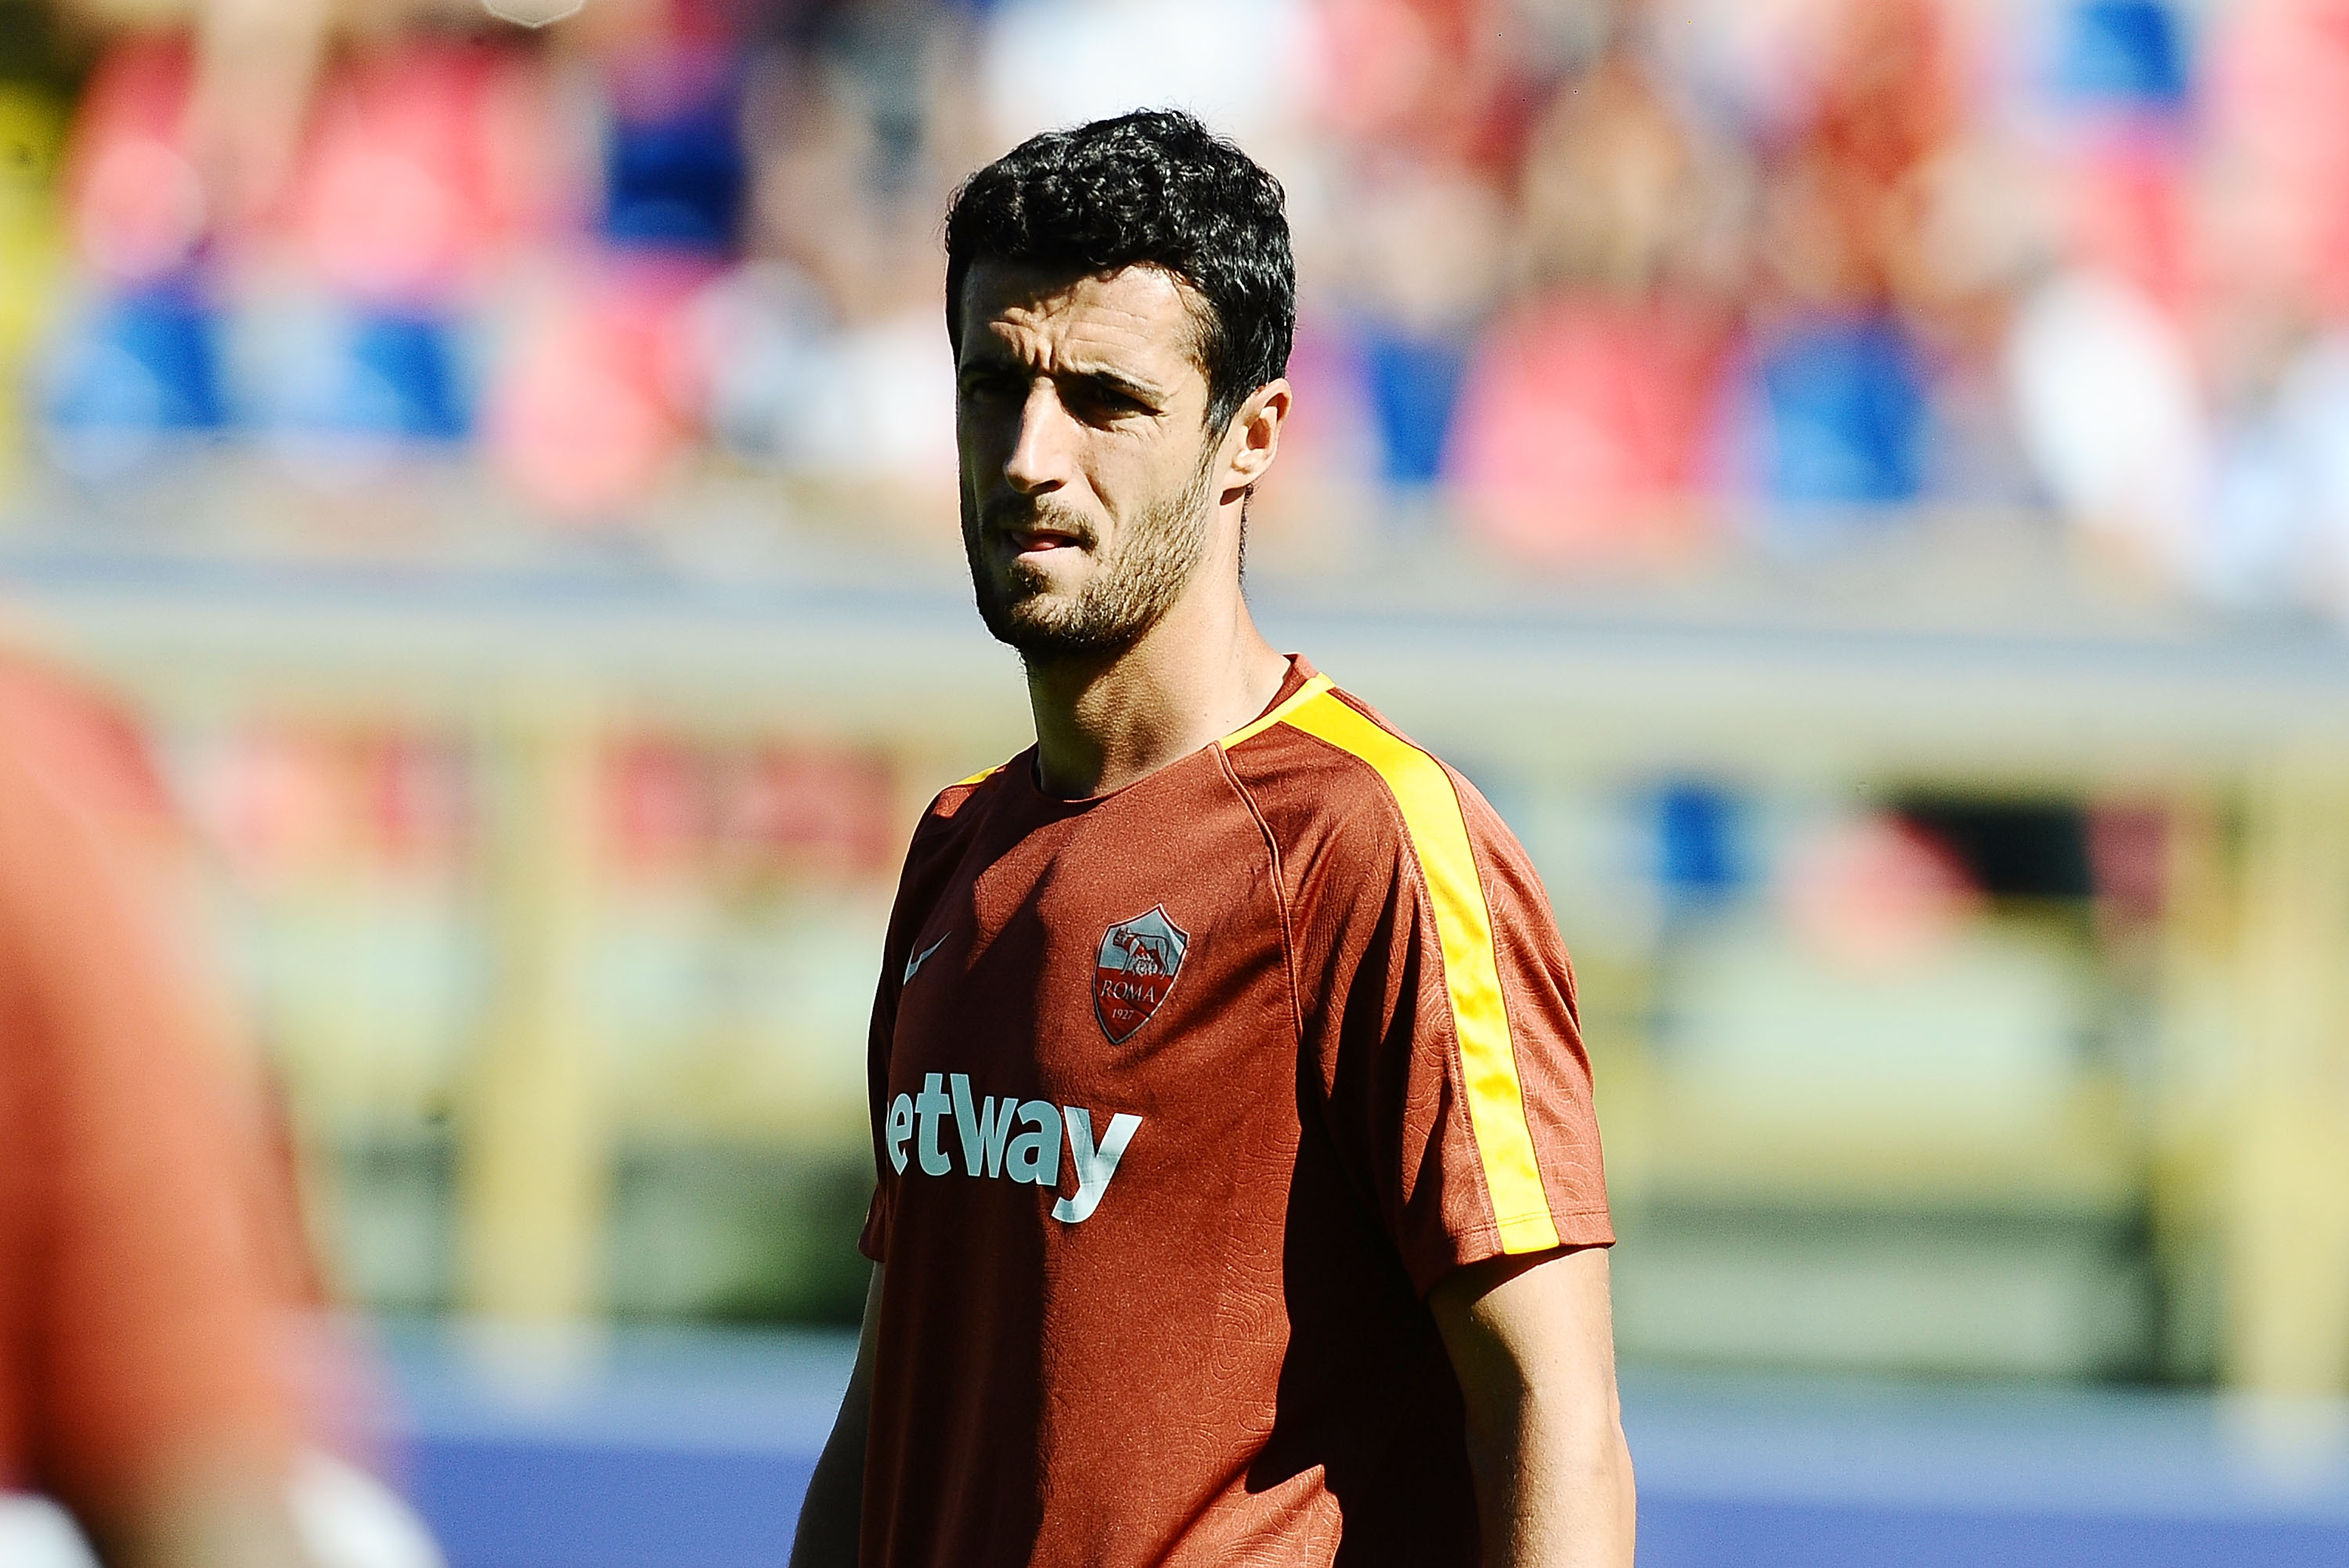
[
  {"left": 792, "top": 1263, "right": 882, "bottom": 1568},
  {"left": 1479, "top": 1390, "right": 1636, "bottom": 1568},
  {"left": 788, "top": 1411, "right": 868, "bottom": 1568},
  {"left": 1433, "top": 1246, "right": 1636, "bottom": 1568}
]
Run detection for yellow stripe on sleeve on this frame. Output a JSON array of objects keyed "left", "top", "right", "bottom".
[
  {"left": 1279, "top": 691, "right": 1562, "bottom": 1254},
  {"left": 1219, "top": 673, "right": 1335, "bottom": 750},
  {"left": 952, "top": 764, "right": 1005, "bottom": 788}
]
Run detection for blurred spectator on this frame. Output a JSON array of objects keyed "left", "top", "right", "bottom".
[
  {"left": 1754, "top": 0, "right": 1961, "bottom": 315},
  {"left": 1311, "top": 0, "right": 1579, "bottom": 171},
  {"left": 1734, "top": 0, "right": 1964, "bottom": 515},
  {"left": 483, "top": 258, "right": 705, "bottom": 518},
  {"left": 2206, "top": 0, "right": 2349, "bottom": 320},
  {"left": 744, "top": 2, "right": 954, "bottom": 321},
  {"left": 62, "top": 37, "right": 205, "bottom": 290},
  {"left": 287, "top": 38, "right": 561, "bottom": 303},
  {"left": 2192, "top": 0, "right": 2349, "bottom": 614},
  {"left": 1448, "top": 33, "right": 1737, "bottom": 559},
  {"left": 2199, "top": 329, "right": 2349, "bottom": 612},
  {"left": 0, "top": 648, "right": 441, "bottom": 1568},
  {"left": 2047, "top": 1, "right": 2194, "bottom": 315},
  {"left": 980, "top": 0, "right": 1314, "bottom": 153},
  {"left": 2001, "top": 0, "right": 2206, "bottom": 581},
  {"left": 699, "top": 0, "right": 979, "bottom": 521},
  {"left": 1340, "top": 157, "right": 1510, "bottom": 494},
  {"left": 2006, "top": 266, "right": 2208, "bottom": 581}
]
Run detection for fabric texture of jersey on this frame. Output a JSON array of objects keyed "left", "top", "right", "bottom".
[{"left": 857, "top": 656, "right": 1611, "bottom": 1568}]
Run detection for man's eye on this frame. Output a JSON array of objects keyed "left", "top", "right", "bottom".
[
  {"left": 958, "top": 371, "right": 1021, "bottom": 401},
  {"left": 1068, "top": 384, "right": 1145, "bottom": 420}
]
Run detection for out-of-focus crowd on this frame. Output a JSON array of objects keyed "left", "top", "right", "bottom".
[{"left": 5, "top": 0, "right": 2349, "bottom": 616}]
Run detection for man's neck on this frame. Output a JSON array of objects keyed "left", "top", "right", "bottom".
[{"left": 1024, "top": 586, "right": 1291, "bottom": 800}]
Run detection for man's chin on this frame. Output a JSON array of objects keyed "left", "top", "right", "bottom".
[
  {"left": 985, "top": 608, "right": 1084, "bottom": 660},
  {"left": 979, "top": 595, "right": 1139, "bottom": 665}
]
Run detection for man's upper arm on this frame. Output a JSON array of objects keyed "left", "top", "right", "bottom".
[
  {"left": 1429, "top": 1245, "right": 1622, "bottom": 1420},
  {"left": 1292, "top": 737, "right": 1614, "bottom": 1292}
]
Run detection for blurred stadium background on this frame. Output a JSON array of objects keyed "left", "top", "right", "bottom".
[{"left": 5, "top": 0, "right": 2349, "bottom": 1563}]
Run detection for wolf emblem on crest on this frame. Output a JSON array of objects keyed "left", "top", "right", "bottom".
[{"left": 1093, "top": 905, "right": 1189, "bottom": 1044}]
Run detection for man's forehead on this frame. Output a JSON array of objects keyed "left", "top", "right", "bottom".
[{"left": 958, "top": 261, "right": 1205, "bottom": 369}]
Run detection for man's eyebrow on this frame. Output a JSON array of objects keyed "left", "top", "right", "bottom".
[
  {"left": 1059, "top": 365, "right": 1169, "bottom": 406},
  {"left": 957, "top": 341, "right": 1023, "bottom": 373},
  {"left": 954, "top": 338, "right": 1171, "bottom": 407}
]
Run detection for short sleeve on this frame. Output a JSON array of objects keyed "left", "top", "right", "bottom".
[
  {"left": 857, "top": 775, "right": 998, "bottom": 1264},
  {"left": 1298, "top": 762, "right": 1612, "bottom": 1296},
  {"left": 0, "top": 754, "right": 297, "bottom": 1516},
  {"left": 857, "top": 960, "right": 900, "bottom": 1263}
]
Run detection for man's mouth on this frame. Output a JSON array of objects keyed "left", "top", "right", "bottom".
[{"left": 994, "top": 519, "right": 1092, "bottom": 557}]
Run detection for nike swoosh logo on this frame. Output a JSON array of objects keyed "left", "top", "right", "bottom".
[{"left": 904, "top": 932, "right": 951, "bottom": 986}]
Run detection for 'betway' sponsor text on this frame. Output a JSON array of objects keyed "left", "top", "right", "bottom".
[{"left": 886, "top": 1072, "right": 1141, "bottom": 1224}]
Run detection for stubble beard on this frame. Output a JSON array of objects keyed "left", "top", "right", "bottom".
[{"left": 962, "top": 449, "right": 1216, "bottom": 666}]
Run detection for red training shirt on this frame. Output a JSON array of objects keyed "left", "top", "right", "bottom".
[{"left": 858, "top": 656, "right": 1612, "bottom": 1566}]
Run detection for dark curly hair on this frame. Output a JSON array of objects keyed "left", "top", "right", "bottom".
[{"left": 944, "top": 110, "right": 1296, "bottom": 432}]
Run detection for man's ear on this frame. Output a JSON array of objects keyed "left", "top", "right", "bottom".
[{"left": 1219, "top": 378, "right": 1292, "bottom": 501}]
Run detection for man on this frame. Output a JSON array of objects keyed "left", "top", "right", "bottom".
[
  {"left": 792, "top": 110, "right": 1633, "bottom": 1566},
  {"left": 0, "top": 654, "right": 312, "bottom": 1568},
  {"left": 0, "top": 651, "right": 443, "bottom": 1568}
]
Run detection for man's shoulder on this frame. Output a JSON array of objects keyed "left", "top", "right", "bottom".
[
  {"left": 917, "top": 750, "right": 1024, "bottom": 827},
  {"left": 1221, "top": 674, "right": 1488, "bottom": 877},
  {"left": 893, "top": 751, "right": 1023, "bottom": 882},
  {"left": 932, "top": 756, "right": 1016, "bottom": 813}
]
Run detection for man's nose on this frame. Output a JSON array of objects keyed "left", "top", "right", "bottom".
[{"left": 1003, "top": 382, "right": 1073, "bottom": 496}]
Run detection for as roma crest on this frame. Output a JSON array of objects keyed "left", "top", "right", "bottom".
[{"left": 1094, "top": 905, "right": 1189, "bottom": 1044}]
